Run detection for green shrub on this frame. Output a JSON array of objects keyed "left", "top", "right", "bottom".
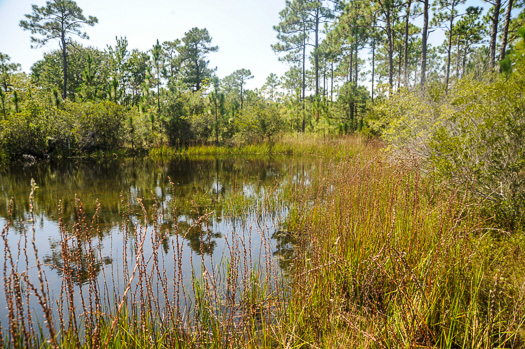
[
  {"left": 69, "top": 101, "right": 128, "bottom": 152},
  {"left": 235, "top": 101, "right": 284, "bottom": 144},
  {"left": 0, "top": 100, "right": 139, "bottom": 159},
  {"left": 0, "top": 108, "right": 48, "bottom": 158},
  {"left": 43, "top": 100, "right": 134, "bottom": 154},
  {"left": 373, "top": 74, "right": 525, "bottom": 229}
]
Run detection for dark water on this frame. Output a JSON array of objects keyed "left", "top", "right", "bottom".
[{"left": 0, "top": 156, "right": 307, "bottom": 326}]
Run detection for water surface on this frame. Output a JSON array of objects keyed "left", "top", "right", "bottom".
[{"left": 0, "top": 156, "right": 308, "bottom": 326}]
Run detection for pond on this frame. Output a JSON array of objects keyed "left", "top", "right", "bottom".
[{"left": 0, "top": 156, "right": 311, "bottom": 332}]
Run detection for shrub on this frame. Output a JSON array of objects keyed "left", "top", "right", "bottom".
[
  {"left": 0, "top": 100, "right": 136, "bottom": 159},
  {"left": 235, "top": 102, "right": 284, "bottom": 144},
  {"left": 0, "top": 107, "right": 48, "bottom": 159},
  {"left": 372, "top": 74, "right": 525, "bottom": 229},
  {"left": 68, "top": 101, "right": 128, "bottom": 152}
]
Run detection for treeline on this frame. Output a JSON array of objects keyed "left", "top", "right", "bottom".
[
  {"left": 273, "top": 0, "right": 524, "bottom": 114},
  {"left": 0, "top": 27, "right": 286, "bottom": 160},
  {"left": 277, "top": 0, "right": 525, "bottom": 229},
  {"left": 0, "top": 0, "right": 525, "bottom": 163}
]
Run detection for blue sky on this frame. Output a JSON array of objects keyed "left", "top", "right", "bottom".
[
  {"left": 0, "top": 0, "right": 289, "bottom": 89},
  {"left": 0, "top": 0, "right": 513, "bottom": 90}
]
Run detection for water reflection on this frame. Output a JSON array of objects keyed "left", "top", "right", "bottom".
[
  {"left": 0, "top": 156, "right": 312, "bottom": 285},
  {"left": 43, "top": 240, "right": 113, "bottom": 285},
  {"left": 177, "top": 219, "right": 222, "bottom": 255},
  {"left": 272, "top": 230, "right": 297, "bottom": 271}
]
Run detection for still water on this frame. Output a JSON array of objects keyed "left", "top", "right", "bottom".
[{"left": 0, "top": 156, "right": 310, "bottom": 326}]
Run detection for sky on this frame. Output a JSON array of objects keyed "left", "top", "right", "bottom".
[
  {"left": 0, "top": 0, "right": 290, "bottom": 90},
  {"left": 0, "top": 0, "right": 513, "bottom": 91}
]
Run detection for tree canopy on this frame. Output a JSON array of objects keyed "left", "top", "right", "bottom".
[{"left": 20, "top": 0, "right": 98, "bottom": 99}]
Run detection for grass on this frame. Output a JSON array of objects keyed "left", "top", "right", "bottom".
[
  {"left": 149, "top": 133, "right": 368, "bottom": 161},
  {"left": 1, "top": 135, "right": 524, "bottom": 348},
  {"left": 280, "top": 138, "right": 525, "bottom": 348}
]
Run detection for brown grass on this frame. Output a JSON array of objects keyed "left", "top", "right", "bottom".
[{"left": 0, "top": 135, "right": 524, "bottom": 348}]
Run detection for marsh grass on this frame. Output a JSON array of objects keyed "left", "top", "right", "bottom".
[
  {"left": 0, "top": 177, "right": 284, "bottom": 348},
  {"left": 0, "top": 135, "right": 524, "bottom": 348},
  {"left": 149, "top": 133, "right": 366, "bottom": 161},
  {"left": 281, "top": 138, "right": 525, "bottom": 348}
]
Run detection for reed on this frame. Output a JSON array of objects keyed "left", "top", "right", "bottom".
[
  {"left": 0, "top": 178, "right": 282, "bottom": 348},
  {"left": 149, "top": 133, "right": 369, "bottom": 160},
  {"left": 280, "top": 139, "right": 525, "bottom": 348},
  {"left": 0, "top": 135, "right": 523, "bottom": 348}
]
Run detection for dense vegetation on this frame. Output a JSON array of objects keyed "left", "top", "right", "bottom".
[
  {"left": 2, "top": 0, "right": 524, "bottom": 228},
  {"left": 1, "top": 1, "right": 523, "bottom": 156},
  {"left": 2, "top": 136, "right": 524, "bottom": 348},
  {"left": 1, "top": 0, "right": 525, "bottom": 347}
]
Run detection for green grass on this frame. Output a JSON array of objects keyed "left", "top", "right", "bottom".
[
  {"left": 149, "top": 133, "right": 372, "bottom": 161},
  {"left": 1, "top": 135, "right": 524, "bottom": 348}
]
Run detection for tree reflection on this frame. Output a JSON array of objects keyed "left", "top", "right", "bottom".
[
  {"left": 0, "top": 156, "right": 315, "bottom": 278},
  {"left": 178, "top": 220, "right": 221, "bottom": 255},
  {"left": 44, "top": 239, "right": 112, "bottom": 285},
  {"left": 160, "top": 209, "right": 222, "bottom": 256},
  {"left": 272, "top": 230, "right": 297, "bottom": 272}
]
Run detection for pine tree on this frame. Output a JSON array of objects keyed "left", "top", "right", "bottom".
[
  {"left": 232, "top": 69, "right": 253, "bottom": 110},
  {"left": 151, "top": 39, "right": 163, "bottom": 113},
  {"left": 178, "top": 28, "right": 218, "bottom": 92},
  {"left": 273, "top": 0, "right": 311, "bottom": 131},
  {"left": 0, "top": 53, "right": 20, "bottom": 118},
  {"left": 20, "top": 0, "right": 97, "bottom": 99},
  {"left": 418, "top": 0, "right": 430, "bottom": 86},
  {"left": 485, "top": 0, "right": 503, "bottom": 70},
  {"left": 432, "top": 0, "right": 466, "bottom": 91}
]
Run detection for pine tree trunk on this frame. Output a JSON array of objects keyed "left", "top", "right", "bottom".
[
  {"left": 240, "top": 84, "right": 244, "bottom": 110},
  {"left": 315, "top": 7, "right": 319, "bottom": 98},
  {"left": 355, "top": 43, "right": 358, "bottom": 85},
  {"left": 354, "top": 44, "right": 358, "bottom": 125},
  {"left": 349, "top": 48, "right": 353, "bottom": 83},
  {"left": 330, "top": 62, "right": 334, "bottom": 102},
  {"left": 372, "top": 35, "right": 375, "bottom": 103},
  {"left": 386, "top": 9, "right": 394, "bottom": 90},
  {"left": 499, "top": 0, "right": 514, "bottom": 68},
  {"left": 157, "top": 72, "right": 160, "bottom": 113},
  {"left": 323, "top": 69, "right": 326, "bottom": 100},
  {"left": 489, "top": 0, "right": 502, "bottom": 70},
  {"left": 314, "top": 7, "right": 320, "bottom": 121},
  {"left": 445, "top": 3, "right": 455, "bottom": 93},
  {"left": 398, "top": 41, "right": 402, "bottom": 89},
  {"left": 353, "top": 42, "right": 359, "bottom": 126},
  {"left": 302, "top": 29, "right": 306, "bottom": 133},
  {"left": 215, "top": 99, "right": 219, "bottom": 145},
  {"left": 455, "top": 35, "right": 461, "bottom": 80},
  {"left": 61, "top": 34, "right": 67, "bottom": 100},
  {"left": 462, "top": 44, "right": 468, "bottom": 77},
  {"left": 404, "top": 0, "right": 412, "bottom": 87},
  {"left": 420, "top": 0, "right": 429, "bottom": 87},
  {"left": 195, "top": 58, "right": 201, "bottom": 91}
]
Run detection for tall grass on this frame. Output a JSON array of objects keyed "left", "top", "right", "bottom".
[
  {"left": 0, "top": 180, "right": 282, "bottom": 348},
  {"left": 149, "top": 133, "right": 367, "bottom": 161},
  {"left": 0, "top": 135, "right": 523, "bottom": 348},
  {"left": 281, "top": 138, "right": 525, "bottom": 348}
]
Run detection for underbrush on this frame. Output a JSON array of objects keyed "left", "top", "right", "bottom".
[{"left": 371, "top": 73, "right": 525, "bottom": 229}]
